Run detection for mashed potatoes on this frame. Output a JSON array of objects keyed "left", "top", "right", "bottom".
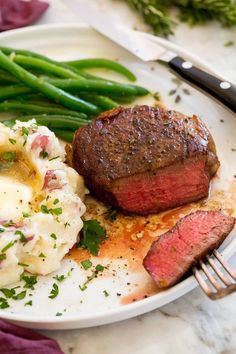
[{"left": 0, "top": 120, "right": 85, "bottom": 287}]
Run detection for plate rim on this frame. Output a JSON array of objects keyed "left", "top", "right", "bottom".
[{"left": 0, "top": 23, "right": 235, "bottom": 328}]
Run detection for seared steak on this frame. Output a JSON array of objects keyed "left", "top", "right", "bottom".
[
  {"left": 73, "top": 105, "right": 220, "bottom": 215},
  {"left": 143, "top": 210, "right": 235, "bottom": 289}
]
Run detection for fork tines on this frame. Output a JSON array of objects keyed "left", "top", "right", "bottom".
[{"left": 193, "top": 250, "right": 236, "bottom": 300}]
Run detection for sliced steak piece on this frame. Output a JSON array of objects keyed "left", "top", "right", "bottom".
[
  {"left": 73, "top": 105, "right": 220, "bottom": 215},
  {"left": 143, "top": 210, "right": 235, "bottom": 289}
]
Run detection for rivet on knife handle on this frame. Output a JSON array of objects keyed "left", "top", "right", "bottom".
[{"left": 168, "top": 56, "right": 236, "bottom": 114}]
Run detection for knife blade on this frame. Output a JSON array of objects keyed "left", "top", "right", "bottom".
[{"left": 66, "top": 0, "right": 236, "bottom": 113}]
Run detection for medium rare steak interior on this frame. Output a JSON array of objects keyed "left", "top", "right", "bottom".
[
  {"left": 73, "top": 105, "right": 220, "bottom": 215},
  {"left": 143, "top": 210, "right": 235, "bottom": 289}
]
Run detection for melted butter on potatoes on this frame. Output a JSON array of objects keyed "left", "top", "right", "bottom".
[
  {"left": 0, "top": 150, "right": 41, "bottom": 189},
  {"left": 0, "top": 120, "right": 85, "bottom": 287}
]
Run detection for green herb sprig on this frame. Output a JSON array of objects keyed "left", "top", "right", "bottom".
[
  {"left": 125, "top": 0, "right": 236, "bottom": 36},
  {"left": 78, "top": 220, "right": 107, "bottom": 256}
]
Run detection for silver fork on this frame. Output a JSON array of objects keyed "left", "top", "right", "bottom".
[{"left": 193, "top": 250, "right": 236, "bottom": 300}]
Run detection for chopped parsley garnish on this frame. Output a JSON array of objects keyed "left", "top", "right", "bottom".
[
  {"left": 50, "top": 233, "right": 57, "bottom": 240},
  {"left": 22, "top": 212, "right": 30, "bottom": 218},
  {"left": 78, "top": 263, "right": 106, "bottom": 291},
  {"left": 95, "top": 264, "right": 105, "bottom": 272},
  {"left": 81, "top": 259, "right": 92, "bottom": 270},
  {"left": 41, "top": 205, "right": 62, "bottom": 216},
  {"left": 79, "top": 284, "right": 87, "bottom": 291},
  {"left": 13, "top": 290, "right": 26, "bottom": 300},
  {"left": 20, "top": 274, "right": 37, "bottom": 290},
  {"left": 56, "top": 312, "right": 62, "bottom": 316},
  {"left": 1, "top": 151, "right": 16, "bottom": 162},
  {"left": 9, "top": 138, "right": 16, "bottom": 145},
  {"left": 0, "top": 228, "right": 4, "bottom": 233},
  {"left": 1, "top": 240, "right": 17, "bottom": 253},
  {"left": 0, "top": 297, "right": 9, "bottom": 309},
  {"left": 53, "top": 275, "right": 65, "bottom": 283},
  {"left": 79, "top": 220, "right": 106, "bottom": 256},
  {"left": 40, "top": 205, "right": 50, "bottom": 214},
  {"left": 0, "top": 288, "right": 26, "bottom": 300},
  {"left": 53, "top": 198, "right": 59, "bottom": 205},
  {"left": 22, "top": 127, "right": 29, "bottom": 136},
  {"left": 22, "top": 127, "right": 29, "bottom": 146},
  {"left": 49, "top": 156, "right": 60, "bottom": 161},
  {"left": 67, "top": 268, "right": 74, "bottom": 277},
  {"left": 49, "top": 283, "right": 59, "bottom": 299},
  {"left": 50, "top": 207, "right": 62, "bottom": 216},
  {"left": 103, "top": 290, "right": 109, "bottom": 297},
  {"left": 18, "top": 262, "right": 29, "bottom": 267},
  {"left": 64, "top": 222, "right": 70, "bottom": 228},
  {"left": 25, "top": 300, "right": 32, "bottom": 306},
  {"left": 15, "top": 230, "right": 27, "bottom": 243},
  {"left": 0, "top": 254, "right": 6, "bottom": 261},
  {"left": 105, "top": 208, "right": 117, "bottom": 222},
  {"left": 39, "top": 252, "right": 46, "bottom": 258},
  {"left": 40, "top": 151, "right": 49, "bottom": 159},
  {"left": 0, "top": 288, "right": 15, "bottom": 298},
  {"left": 54, "top": 208, "right": 63, "bottom": 216},
  {"left": 2, "top": 220, "right": 14, "bottom": 227}
]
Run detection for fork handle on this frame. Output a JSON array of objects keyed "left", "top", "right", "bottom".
[{"left": 168, "top": 56, "right": 236, "bottom": 114}]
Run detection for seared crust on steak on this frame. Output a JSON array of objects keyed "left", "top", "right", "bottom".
[{"left": 73, "top": 105, "right": 220, "bottom": 215}]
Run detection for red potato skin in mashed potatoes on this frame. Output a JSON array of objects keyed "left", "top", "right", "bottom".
[{"left": 0, "top": 119, "right": 86, "bottom": 288}]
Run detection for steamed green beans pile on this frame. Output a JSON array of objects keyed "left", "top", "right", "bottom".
[{"left": 0, "top": 47, "right": 149, "bottom": 141}]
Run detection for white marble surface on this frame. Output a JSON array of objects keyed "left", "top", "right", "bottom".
[{"left": 34, "top": 1, "right": 236, "bottom": 353}]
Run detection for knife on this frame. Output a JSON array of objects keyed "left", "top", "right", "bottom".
[{"left": 66, "top": 0, "right": 236, "bottom": 113}]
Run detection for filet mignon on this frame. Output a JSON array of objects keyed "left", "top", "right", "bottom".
[
  {"left": 143, "top": 210, "right": 235, "bottom": 289},
  {"left": 73, "top": 105, "right": 220, "bottom": 215}
]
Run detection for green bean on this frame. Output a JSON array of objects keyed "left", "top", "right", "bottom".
[
  {"left": 0, "top": 80, "right": 147, "bottom": 101},
  {"left": 0, "top": 84, "right": 31, "bottom": 101},
  {"left": 0, "top": 69, "right": 19, "bottom": 84},
  {"left": 0, "top": 47, "right": 137, "bottom": 81},
  {"left": 0, "top": 47, "right": 53, "bottom": 60},
  {"left": 0, "top": 47, "right": 104, "bottom": 81},
  {"left": 64, "top": 58, "right": 136, "bottom": 82},
  {"left": 0, "top": 51, "right": 100, "bottom": 115},
  {"left": 78, "top": 93, "right": 119, "bottom": 110},
  {"left": 52, "top": 129, "right": 74, "bottom": 142},
  {"left": 47, "top": 79, "right": 135, "bottom": 95},
  {"left": 0, "top": 102, "right": 88, "bottom": 118},
  {"left": 4, "top": 115, "right": 89, "bottom": 130},
  {"left": 0, "top": 46, "right": 139, "bottom": 83},
  {"left": 13, "top": 55, "right": 85, "bottom": 80},
  {"left": 12, "top": 93, "right": 55, "bottom": 104},
  {"left": 48, "top": 78, "right": 148, "bottom": 96},
  {"left": 67, "top": 68, "right": 106, "bottom": 81},
  {"left": 106, "top": 94, "right": 136, "bottom": 103},
  {"left": 0, "top": 47, "right": 148, "bottom": 96},
  {"left": 46, "top": 78, "right": 149, "bottom": 96}
]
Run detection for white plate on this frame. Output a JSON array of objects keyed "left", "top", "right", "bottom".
[{"left": 0, "top": 24, "right": 235, "bottom": 330}]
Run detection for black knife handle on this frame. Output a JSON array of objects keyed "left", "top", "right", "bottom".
[{"left": 169, "top": 56, "right": 236, "bottom": 113}]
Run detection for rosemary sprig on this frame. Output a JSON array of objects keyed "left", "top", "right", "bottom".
[
  {"left": 125, "top": 0, "right": 236, "bottom": 36},
  {"left": 176, "top": 0, "right": 236, "bottom": 27},
  {"left": 126, "top": 0, "right": 175, "bottom": 36}
]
